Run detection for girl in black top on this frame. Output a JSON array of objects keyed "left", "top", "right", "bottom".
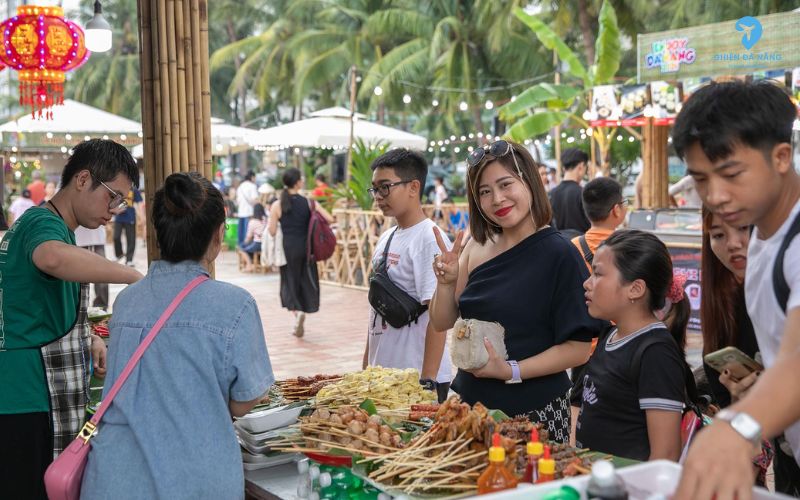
[
  {"left": 700, "top": 210, "right": 789, "bottom": 490},
  {"left": 268, "top": 168, "right": 333, "bottom": 337},
  {"left": 576, "top": 230, "right": 689, "bottom": 461},
  {"left": 429, "top": 141, "right": 604, "bottom": 443}
]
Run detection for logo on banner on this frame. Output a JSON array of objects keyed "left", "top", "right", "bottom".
[
  {"left": 645, "top": 37, "right": 697, "bottom": 73},
  {"left": 735, "top": 16, "right": 763, "bottom": 50}
]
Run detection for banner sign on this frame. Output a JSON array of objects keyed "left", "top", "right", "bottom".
[
  {"left": 637, "top": 11, "right": 800, "bottom": 82},
  {"left": 667, "top": 245, "right": 702, "bottom": 334}
]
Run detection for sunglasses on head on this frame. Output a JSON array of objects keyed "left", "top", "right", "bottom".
[{"left": 466, "top": 140, "right": 513, "bottom": 169}]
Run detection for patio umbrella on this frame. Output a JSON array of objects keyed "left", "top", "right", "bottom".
[{"left": 250, "top": 107, "right": 427, "bottom": 150}]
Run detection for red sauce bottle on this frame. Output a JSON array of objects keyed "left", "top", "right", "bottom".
[{"left": 477, "top": 432, "right": 519, "bottom": 494}]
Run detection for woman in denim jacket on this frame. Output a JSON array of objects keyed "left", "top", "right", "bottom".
[{"left": 81, "top": 172, "right": 274, "bottom": 499}]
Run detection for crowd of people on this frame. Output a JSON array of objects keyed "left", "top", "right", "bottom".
[{"left": 1, "top": 80, "right": 799, "bottom": 499}]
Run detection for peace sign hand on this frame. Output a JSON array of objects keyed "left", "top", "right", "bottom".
[{"left": 432, "top": 228, "right": 464, "bottom": 286}]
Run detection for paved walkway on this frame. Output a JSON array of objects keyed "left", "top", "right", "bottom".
[{"left": 107, "top": 242, "right": 367, "bottom": 380}]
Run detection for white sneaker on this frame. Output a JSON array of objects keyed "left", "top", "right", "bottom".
[
  {"left": 293, "top": 312, "right": 306, "bottom": 338},
  {"left": 126, "top": 261, "right": 135, "bottom": 267}
]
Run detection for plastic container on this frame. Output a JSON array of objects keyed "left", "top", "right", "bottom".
[
  {"left": 537, "top": 445, "right": 555, "bottom": 483},
  {"left": 477, "top": 460, "right": 794, "bottom": 500},
  {"left": 586, "top": 461, "right": 628, "bottom": 500},
  {"left": 477, "top": 433, "right": 518, "bottom": 494},
  {"left": 523, "top": 429, "right": 544, "bottom": 483},
  {"left": 224, "top": 217, "right": 238, "bottom": 250},
  {"left": 235, "top": 403, "right": 304, "bottom": 433}
]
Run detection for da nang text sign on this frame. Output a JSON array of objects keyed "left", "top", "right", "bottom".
[{"left": 637, "top": 11, "right": 800, "bottom": 82}]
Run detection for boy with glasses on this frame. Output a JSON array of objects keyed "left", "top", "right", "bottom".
[
  {"left": 570, "top": 177, "right": 627, "bottom": 271},
  {"left": 0, "top": 139, "right": 142, "bottom": 498},
  {"left": 364, "top": 149, "right": 452, "bottom": 402}
]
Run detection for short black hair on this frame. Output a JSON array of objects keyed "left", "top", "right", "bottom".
[
  {"left": 22, "top": 189, "right": 32, "bottom": 198},
  {"left": 60, "top": 139, "right": 139, "bottom": 190},
  {"left": 561, "top": 148, "right": 589, "bottom": 171},
  {"left": 370, "top": 149, "right": 428, "bottom": 192},
  {"left": 315, "top": 173, "right": 327, "bottom": 183},
  {"left": 672, "top": 81, "right": 795, "bottom": 162},
  {"left": 152, "top": 172, "right": 225, "bottom": 262},
  {"left": 245, "top": 170, "right": 256, "bottom": 181},
  {"left": 583, "top": 177, "right": 623, "bottom": 222}
]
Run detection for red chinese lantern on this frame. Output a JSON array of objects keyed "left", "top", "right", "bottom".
[{"left": 0, "top": 6, "right": 89, "bottom": 119}]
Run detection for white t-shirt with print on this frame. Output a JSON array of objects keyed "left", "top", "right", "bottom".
[
  {"left": 368, "top": 218, "right": 452, "bottom": 383},
  {"left": 745, "top": 199, "right": 800, "bottom": 462}
]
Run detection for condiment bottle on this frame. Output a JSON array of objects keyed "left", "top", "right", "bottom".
[
  {"left": 522, "top": 428, "right": 544, "bottom": 483},
  {"left": 586, "top": 461, "right": 628, "bottom": 500},
  {"left": 537, "top": 445, "right": 556, "bottom": 483},
  {"left": 477, "top": 432, "right": 519, "bottom": 494}
]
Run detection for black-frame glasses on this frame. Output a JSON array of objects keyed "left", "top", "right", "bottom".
[{"left": 367, "top": 180, "right": 412, "bottom": 198}]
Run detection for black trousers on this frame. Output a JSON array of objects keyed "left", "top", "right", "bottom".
[
  {"left": 81, "top": 244, "right": 109, "bottom": 309},
  {"left": 0, "top": 412, "right": 52, "bottom": 500},
  {"left": 113, "top": 221, "right": 136, "bottom": 262}
]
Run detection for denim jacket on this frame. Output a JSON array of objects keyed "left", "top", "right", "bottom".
[{"left": 81, "top": 260, "right": 273, "bottom": 500}]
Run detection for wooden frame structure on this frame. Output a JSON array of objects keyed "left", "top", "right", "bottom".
[{"left": 138, "top": 0, "right": 212, "bottom": 262}]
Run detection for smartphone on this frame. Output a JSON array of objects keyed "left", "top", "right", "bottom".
[{"left": 703, "top": 346, "right": 763, "bottom": 381}]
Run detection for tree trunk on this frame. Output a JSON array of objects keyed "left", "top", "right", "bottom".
[{"left": 577, "top": 0, "right": 596, "bottom": 65}]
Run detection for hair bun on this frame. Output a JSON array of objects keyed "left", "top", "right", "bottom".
[{"left": 163, "top": 172, "right": 205, "bottom": 216}]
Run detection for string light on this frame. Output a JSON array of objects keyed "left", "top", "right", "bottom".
[
  {"left": 485, "top": 100, "right": 494, "bottom": 110},
  {"left": 373, "top": 86, "right": 383, "bottom": 96},
  {"left": 431, "top": 99, "right": 439, "bottom": 107},
  {"left": 402, "top": 94, "right": 411, "bottom": 104},
  {"left": 459, "top": 101, "right": 468, "bottom": 111}
]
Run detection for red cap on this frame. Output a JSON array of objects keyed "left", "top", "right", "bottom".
[
  {"left": 531, "top": 428, "right": 539, "bottom": 442},
  {"left": 492, "top": 432, "right": 501, "bottom": 447},
  {"left": 543, "top": 445, "right": 551, "bottom": 459}
]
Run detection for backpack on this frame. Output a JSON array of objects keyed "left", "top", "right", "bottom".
[
  {"left": 773, "top": 209, "right": 800, "bottom": 313},
  {"left": 306, "top": 199, "right": 336, "bottom": 262}
]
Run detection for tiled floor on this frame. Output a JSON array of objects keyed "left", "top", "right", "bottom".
[{"left": 107, "top": 242, "right": 368, "bottom": 380}]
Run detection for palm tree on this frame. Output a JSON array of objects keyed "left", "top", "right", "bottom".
[{"left": 359, "top": 0, "right": 552, "bottom": 139}]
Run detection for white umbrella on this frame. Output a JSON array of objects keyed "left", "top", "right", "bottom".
[
  {"left": 0, "top": 99, "right": 142, "bottom": 135},
  {"left": 250, "top": 106, "right": 428, "bottom": 150},
  {"left": 132, "top": 118, "right": 258, "bottom": 157}
]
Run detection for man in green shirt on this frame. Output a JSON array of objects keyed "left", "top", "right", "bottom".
[{"left": 0, "top": 139, "right": 143, "bottom": 499}]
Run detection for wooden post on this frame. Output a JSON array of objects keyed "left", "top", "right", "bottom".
[
  {"left": 139, "top": 0, "right": 212, "bottom": 265},
  {"left": 640, "top": 118, "right": 670, "bottom": 208}
]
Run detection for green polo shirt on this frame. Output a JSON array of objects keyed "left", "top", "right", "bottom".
[{"left": 0, "top": 207, "right": 79, "bottom": 414}]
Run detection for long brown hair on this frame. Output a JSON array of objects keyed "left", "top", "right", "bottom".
[
  {"left": 700, "top": 207, "right": 742, "bottom": 355},
  {"left": 466, "top": 141, "right": 552, "bottom": 244}
]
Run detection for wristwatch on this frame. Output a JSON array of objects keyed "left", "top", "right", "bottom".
[
  {"left": 419, "top": 378, "right": 437, "bottom": 392},
  {"left": 505, "top": 360, "right": 522, "bottom": 384},
  {"left": 715, "top": 409, "right": 762, "bottom": 447}
]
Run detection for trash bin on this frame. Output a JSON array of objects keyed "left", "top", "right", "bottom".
[{"left": 225, "top": 217, "right": 238, "bottom": 250}]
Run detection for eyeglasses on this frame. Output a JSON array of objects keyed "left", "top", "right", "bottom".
[
  {"left": 618, "top": 198, "right": 630, "bottom": 209},
  {"left": 466, "top": 140, "right": 513, "bottom": 168},
  {"left": 96, "top": 179, "right": 128, "bottom": 214},
  {"left": 367, "top": 180, "right": 412, "bottom": 198}
]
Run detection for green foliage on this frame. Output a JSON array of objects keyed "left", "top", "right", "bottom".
[
  {"left": 448, "top": 172, "right": 465, "bottom": 196},
  {"left": 332, "top": 139, "right": 387, "bottom": 210},
  {"left": 505, "top": 111, "right": 573, "bottom": 143},
  {"left": 591, "top": 0, "right": 621, "bottom": 85}
]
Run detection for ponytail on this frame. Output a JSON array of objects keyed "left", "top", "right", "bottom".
[
  {"left": 663, "top": 296, "right": 690, "bottom": 356},
  {"left": 281, "top": 167, "right": 302, "bottom": 214}
]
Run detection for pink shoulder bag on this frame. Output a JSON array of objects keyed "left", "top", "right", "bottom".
[{"left": 44, "top": 275, "right": 209, "bottom": 500}]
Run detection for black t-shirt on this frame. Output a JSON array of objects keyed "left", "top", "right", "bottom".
[
  {"left": 702, "top": 289, "right": 760, "bottom": 409},
  {"left": 575, "top": 323, "right": 686, "bottom": 461},
  {"left": 549, "top": 180, "right": 591, "bottom": 234},
  {"left": 451, "top": 228, "right": 607, "bottom": 416}
]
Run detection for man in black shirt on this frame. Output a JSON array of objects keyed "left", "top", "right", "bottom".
[{"left": 549, "top": 148, "right": 591, "bottom": 236}]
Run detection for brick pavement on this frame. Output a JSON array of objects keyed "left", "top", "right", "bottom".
[{"left": 109, "top": 243, "right": 368, "bottom": 380}]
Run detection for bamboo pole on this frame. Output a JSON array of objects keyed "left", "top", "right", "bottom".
[
  {"left": 138, "top": 0, "right": 159, "bottom": 262},
  {"left": 156, "top": 0, "right": 172, "bottom": 184},
  {"left": 190, "top": 0, "right": 204, "bottom": 172},
  {"left": 199, "top": 0, "right": 212, "bottom": 179},
  {"left": 182, "top": 0, "right": 197, "bottom": 171},
  {"left": 174, "top": 0, "right": 190, "bottom": 172},
  {"left": 166, "top": 0, "right": 181, "bottom": 172}
]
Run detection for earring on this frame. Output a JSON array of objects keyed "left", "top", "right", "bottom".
[{"left": 630, "top": 298, "right": 635, "bottom": 304}]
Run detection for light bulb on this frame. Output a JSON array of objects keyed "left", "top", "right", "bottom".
[{"left": 85, "top": 1, "right": 112, "bottom": 53}]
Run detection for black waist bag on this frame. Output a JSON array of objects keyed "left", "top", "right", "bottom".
[{"left": 368, "top": 228, "right": 428, "bottom": 329}]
